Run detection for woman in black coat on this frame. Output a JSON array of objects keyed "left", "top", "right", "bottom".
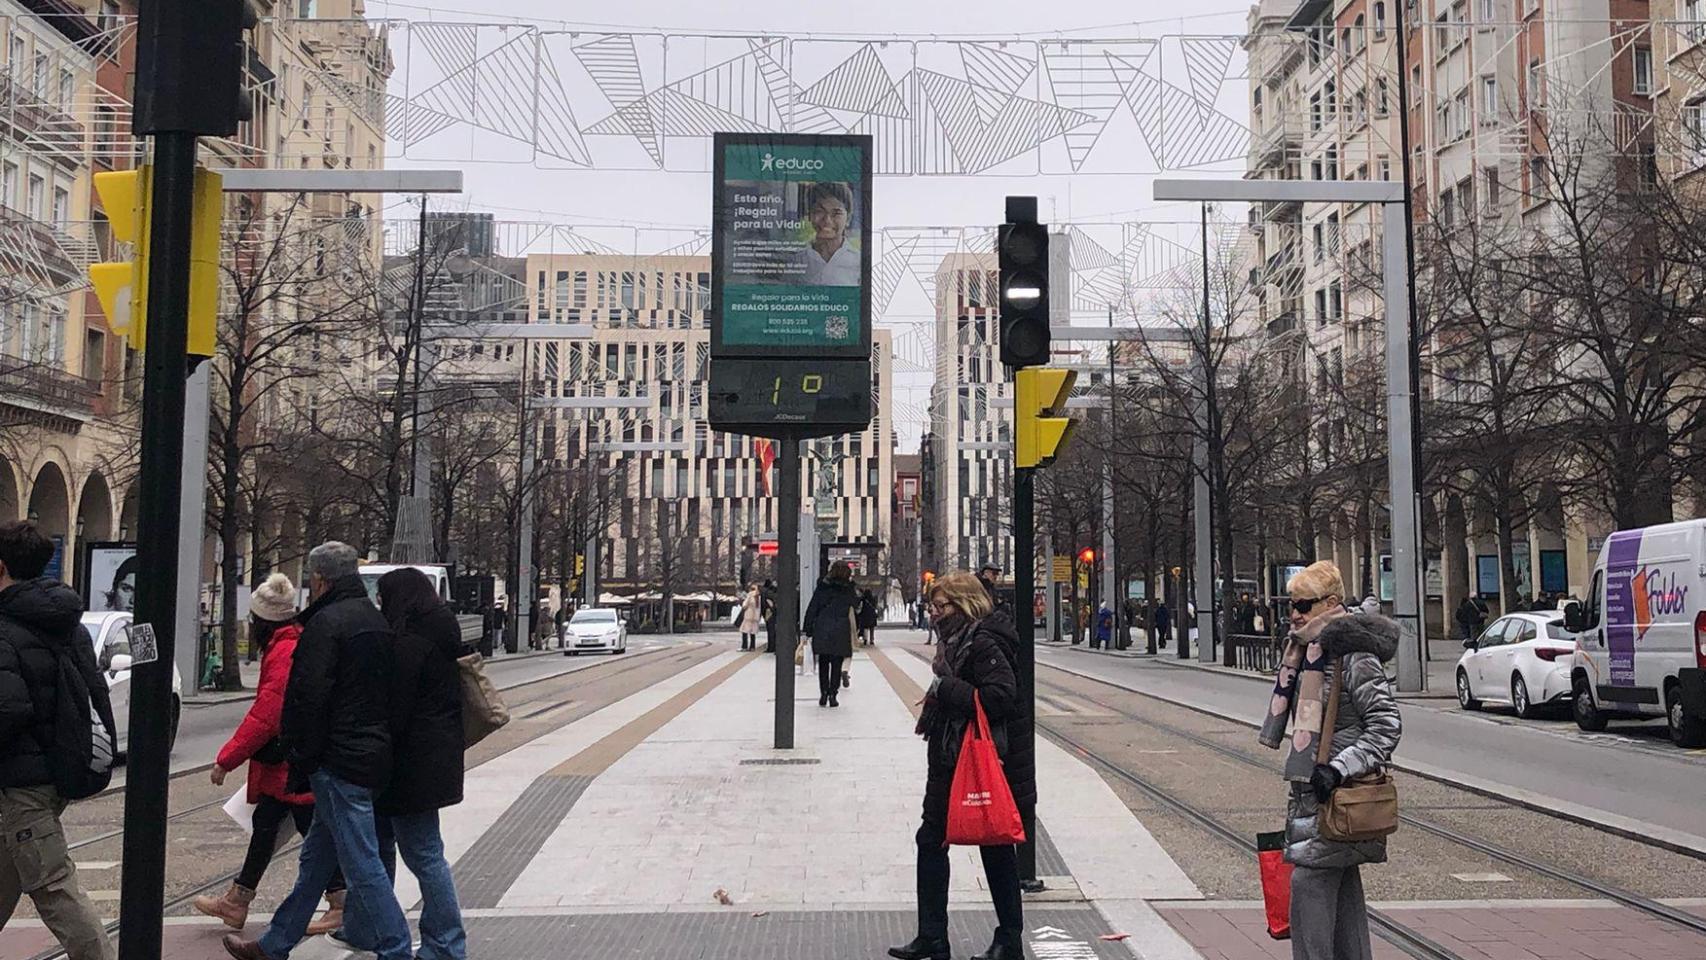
[
  {"left": 802, "top": 561, "right": 858, "bottom": 707},
  {"left": 373, "top": 568, "right": 468, "bottom": 960},
  {"left": 889, "top": 571, "right": 1032, "bottom": 960}
]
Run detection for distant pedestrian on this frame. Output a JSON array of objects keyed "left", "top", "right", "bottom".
[
  {"left": 738, "top": 584, "right": 763, "bottom": 651},
  {"left": 761, "top": 580, "right": 778, "bottom": 653},
  {"left": 1359, "top": 595, "right": 1380, "bottom": 616},
  {"left": 1238, "top": 594, "right": 1259, "bottom": 634},
  {"left": 1093, "top": 602, "right": 1112, "bottom": 650},
  {"left": 1153, "top": 601, "right": 1171, "bottom": 648},
  {"left": 802, "top": 562, "right": 858, "bottom": 707},
  {"left": 0, "top": 521, "right": 117, "bottom": 960},
  {"left": 195, "top": 574, "right": 345, "bottom": 934},
  {"left": 222, "top": 542, "right": 411, "bottom": 960},
  {"left": 890, "top": 571, "right": 1031, "bottom": 960},
  {"left": 1260, "top": 561, "right": 1400, "bottom": 960},
  {"left": 364, "top": 567, "right": 468, "bottom": 960},
  {"left": 1454, "top": 596, "right": 1485, "bottom": 641},
  {"left": 857, "top": 589, "right": 880, "bottom": 647},
  {"left": 976, "top": 564, "right": 1002, "bottom": 610}
]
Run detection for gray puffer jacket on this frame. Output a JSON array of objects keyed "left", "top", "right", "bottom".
[{"left": 1280, "top": 614, "right": 1402, "bottom": 869}]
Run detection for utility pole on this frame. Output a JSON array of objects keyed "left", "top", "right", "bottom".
[
  {"left": 1195, "top": 203, "right": 1217, "bottom": 664},
  {"left": 775, "top": 438, "right": 801, "bottom": 748},
  {"left": 1103, "top": 303, "right": 1120, "bottom": 648}
]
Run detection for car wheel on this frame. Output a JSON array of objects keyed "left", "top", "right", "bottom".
[
  {"left": 1573, "top": 676, "right": 1609, "bottom": 732},
  {"left": 1512, "top": 675, "right": 1536, "bottom": 720},
  {"left": 1666, "top": 685, "right": 1706, "bottom": 748},
  {"left": 1456, "top": 669, "right": 1480, "bottom": 711}
]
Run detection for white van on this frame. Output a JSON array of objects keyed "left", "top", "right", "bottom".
[{"left": 1564, "top": 519, "right": 1706, "bottom": 747}]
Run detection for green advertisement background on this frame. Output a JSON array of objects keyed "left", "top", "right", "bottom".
[{"left": 723, "top": 143, "right": 864, "bottom": 181}]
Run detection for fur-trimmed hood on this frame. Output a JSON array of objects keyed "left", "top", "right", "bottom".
[{"left": 1317, "top": 613, "right": 1399, "bottom": 662}]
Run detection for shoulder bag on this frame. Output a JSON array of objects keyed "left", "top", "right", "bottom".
[
  {"left": 458, "top": 651, "right": 511, "bottom": 747},
  {"left": 1315, "top": 656, "right": 1399, "bottom": 842}
]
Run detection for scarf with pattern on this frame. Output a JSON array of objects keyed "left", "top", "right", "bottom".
[{"left": 1263, "top": 609, "right": 1343, "bottom": 782}]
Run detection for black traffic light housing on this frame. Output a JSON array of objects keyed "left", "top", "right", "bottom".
[
  {"left": 134, "top": 0, "right": 258, "bottom": 136},
  {"left": 999, "top": 195, "right": 1050, "bottom": 369}
]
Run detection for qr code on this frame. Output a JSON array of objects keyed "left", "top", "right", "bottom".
[{"left": 825, "top": 315, "right": 849, "bottom": 340}]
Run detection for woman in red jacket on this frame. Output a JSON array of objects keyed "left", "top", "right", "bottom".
[{"left": 193, "top": 573, "right": 345, "bottom": 933}]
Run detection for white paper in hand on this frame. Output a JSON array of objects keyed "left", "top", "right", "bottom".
[{"left": 222, "top": 785, "right": 256, "bottom": 833}]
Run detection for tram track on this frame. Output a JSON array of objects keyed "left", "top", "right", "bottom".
[
  {"left": 26, "top": 642, "right": 713, "bottom": 960},
  {"left": 1033, "top": 665, "right": 1706, "bottom": 942}
]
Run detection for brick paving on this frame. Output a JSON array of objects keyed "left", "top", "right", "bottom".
[{"left": 1154, "top": 902, "right": 1706, "bottom": 960}]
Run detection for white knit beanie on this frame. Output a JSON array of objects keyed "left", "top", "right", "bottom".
[{"left": 250, "top": 572, "right": 299, "bottom": 624}]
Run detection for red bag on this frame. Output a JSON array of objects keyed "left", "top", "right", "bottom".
[
  {"left": 1257, "top": 830, "right": 1293, "bottom": 940},
  {"left": 944, "top": 692, "right": 1027, "bottom": 847}
]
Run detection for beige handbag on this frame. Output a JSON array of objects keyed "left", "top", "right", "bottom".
[
  {"left": 1315, "top": 657, "right": 1399, "bottom": 842},
  {"left": 458, "top": 652, "right": 511, "bottom": 747}
]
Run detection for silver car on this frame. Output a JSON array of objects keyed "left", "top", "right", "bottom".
[{"left": 562, "top": 608, "right": 627, "bottom": 655}]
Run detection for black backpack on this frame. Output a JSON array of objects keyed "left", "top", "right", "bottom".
[{"left": 45, "top": 644, "right": 115, "bottom": 800}]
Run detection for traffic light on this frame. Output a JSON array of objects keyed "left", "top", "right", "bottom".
[
  {"left": 1014, "top": 367, "right": 1077, "bottom": 469},
  {"left": 923, "top": 571, "right": 936, "bottom": 586},
  {"left": 134, "top": 0, "right": 258, "bottom": 136},
  {"left": 1079, "top": 548, "right": 1096, "bottom": 565},
  {"left": 89, "top": 167, "right": 222, "bottom": 357},
  {"left": 998, "top": 195, "right": 1050, "bottom": 368},
  {"left": 574, "top": 554, "right": 586, "bottom": 577}
]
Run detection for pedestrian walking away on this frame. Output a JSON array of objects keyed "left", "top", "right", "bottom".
[
  {"left": 890, "top": 570, "right": 1033, "bottom": 960},
  {"left": 195, "top": 573, "right": 346, "bottom": 934},
  {"left": 802, "top": 561, "right": 858, "bottom": 707},
  {"left": 222, "top": 541, "right": 412, "bottom": 960},
  {"left": 0, "top": 520, "right": 118, "bottom": 960},
  {"left": 738, "top": 584, "right": 763, "bottom": 651},
  {"left": 349, "top": 567, "right": 470, "bottom": 960},
  {"left": 1259, "top": 561, "right": 1401, "bottom": 960},
  {"left": 857, "top": 588, "right": 880, "bottom": 647},
  {"left": 761, "top": 580, "right": 778, "bottom": 654}
]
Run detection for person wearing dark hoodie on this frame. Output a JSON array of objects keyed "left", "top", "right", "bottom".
[
  {"left": 802, "top": 561, "right": 859, "bottom": 707},
  {"left": 890, "top": 571, "right": 1033, "bottom": 960},
  {"left": 366, "top": 567, "right": 468, "bottom": 960},
  {"left": 0, "top": 520, "right": 116, "bottom": 960},
  {"left": 1259, "top": 560, "right": 1401, "bottom": 960},
  {"left": 223, "top": 542, "right": 411, "bottom": 960}
]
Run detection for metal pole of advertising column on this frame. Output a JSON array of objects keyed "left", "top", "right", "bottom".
[
  {"left": 1382, "top": 206, "right": 1425, "bottom": 691},
  {"left": 774, "top": 436, "right": 801, "bottom": 749},
  {"left": 512, "top": 341, "right": 532, "bottom": 653},
  {"left": 1044, "top": 532, "right": 1056, "bottom": 645},
  {"left": 1105, "top": 304, "right": 1122, "bottom": 648},
  {"left": 1013, "top": 464, "right": 1041, "bottom": 889},
  {"left": 118, "top": 129, "right": 197, "bottom": 960},
  {"left": 1195, "top": 203, "right": 1217, "bottom": 664},
  {"left": 175, "top": 363, "right": 210, "bottom": 695}
]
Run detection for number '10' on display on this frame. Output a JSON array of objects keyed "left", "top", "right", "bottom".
[{"left": 772, "top": 375, "right": 824, "bottom": 404}]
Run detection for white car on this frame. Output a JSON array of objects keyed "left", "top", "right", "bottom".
[
  {"left": 1455, "top": 611, "right": 1575, "bottom": 719},
  {"left": 82, "top": 611, "right": 184, "bottom": 757},
  {"left": 562, "top": 608, "right": 627, "bottom": 655}
]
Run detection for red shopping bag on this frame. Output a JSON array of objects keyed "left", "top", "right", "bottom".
[
  {"left": 944, "top": 692, "right": 1027, "bottom": 847},
  {"left": 1257, "top": 830, "right": 1293, "bottom": 940}
]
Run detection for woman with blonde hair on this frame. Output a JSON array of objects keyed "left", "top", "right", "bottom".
[
  {"left": 889, "top": 571, "right": 1032, "bottom": 960},
  {"left": 1260, "top": 561, "right": 1401, "bottom": 960},
  {"left": 738, "top": 584, "right": 763, "bottom": 651}
]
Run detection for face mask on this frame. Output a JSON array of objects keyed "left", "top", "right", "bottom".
[{"left": 936, "top": 610, "right": 971, "bottom": 637}]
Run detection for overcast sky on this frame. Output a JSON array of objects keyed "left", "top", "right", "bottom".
[{"left": 367, "top": 0, "right": 1258, "bottom": 446}]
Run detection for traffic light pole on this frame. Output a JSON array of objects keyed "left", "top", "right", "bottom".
[
  {"left": 1013, "top": 464, "right": 1041, "bottom": 889},
  {"left": 118, "top": 130, "right": 197, "bottom": 960},
  {"left": 774, "top": 435, "right": 801, "bottom": 749}
]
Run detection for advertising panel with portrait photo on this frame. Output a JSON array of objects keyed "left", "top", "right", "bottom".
[
  {"left": 712, "top": 133, "right": 872, "bottom": 357},
  {"left": 84, "top": 542, "right": 138, "bottom": 613}
]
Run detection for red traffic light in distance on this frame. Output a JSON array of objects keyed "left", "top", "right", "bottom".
[
  {"left": 923, "top": 571, "right": 936, "bottom": 584},
  {"left": 757, "top": 540, "right": 779, "bottom": 556},
  {"left": 1079, "top": 548, "right": 1096, "bottom": 563}
]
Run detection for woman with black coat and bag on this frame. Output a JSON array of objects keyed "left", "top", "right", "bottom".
[
  {"left": 802, "top": 561, "right": 859, "bottom": 706},
  {"left": 364, "top": 568, "right": 468, "bottom": 960},
  {"left": 889, "top": 571, "right": 1034, "bottom": 960}
]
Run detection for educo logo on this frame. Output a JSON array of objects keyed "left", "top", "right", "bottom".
[{"left": 760, "top": 152, "right": 824, "bottom": 172}]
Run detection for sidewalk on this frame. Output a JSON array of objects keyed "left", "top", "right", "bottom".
[{"left": 1057, "top": 640, "right": 1461, "bottom": 698}]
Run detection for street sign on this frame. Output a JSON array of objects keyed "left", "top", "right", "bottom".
[
  {"left": 1052, "top": 556, "right": 1072, "bottom": 581},
  {"left": 708, "top": 133, "right": 874, "bottom": 440}
]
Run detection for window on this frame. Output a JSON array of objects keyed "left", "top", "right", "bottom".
[
  {"left": 1353, "top": 15, "right": 1366, "bottom": 52},
  {"left": 1314, "top": 288, "right": 1328, "bottom": 325},
  {"left": 1328, "top": 282, "right": 1342, "bottom": 320},
  {"left": 1454, "top": 91, "right": 1470, "bottom": 140},
  {"left": 0, "top": 162, "right": 15, "bottom": 209},
  {"left": 1480, "top": 76, "right": 1497, "bottom": 117},
  {"left": 1325, "top": 145, "right": 1338, "bottom": 179},
  {"left": 1374, "top": 1, "right": 1387, "bottom": 36},
  {"left": 1311, "top": 158, "right": 1324, "bottom": 180},
  {"left": 1527, "top": 59, "right": 1542, "bottom": 106},
  {"left": 1685, "top": 99, "right": 1706, "bottom": 153},
  {"left": 1327, "top": 213, "right": 1341, "bottom": 255},
  {"left": 1435, "top": 12, "right": 1451, "bottom": 51},
  {"left": 1633, "top": 46, "right": 1652, "bottom": 96},
  {"left": 51, "top": 187, "right": 68, "bottom": 228},
  {"left": 1412, "top": 65, "right": 1423, "bottom": 105},
  {"left": 32, "top": 53, "right": 48, "bottom": 97},
  {"left": 26, "top": 175, "right": 43, "bottom": 220},
  {"left": 8, "top": 35, "right": 23, "bottom": 70},
  {"left": 1310, "top": 91, "right": 1323, "bottom": 132},
  {"left": 1478, "top": 0, "right": 1497, "bottom": 22},
  {"left": 1440, "top": 187, "right": 1456, "bottom": 227},
  {"left": 1379, "top": 156, "right": 1392, "bottom": 180},
  {"left": 1485, "top": 168, "right": 1502, "bottom": 210},
  {"left": 1376, "top": 78, "right": 1390, "bottom": 116},
  {"left": 1312, "top": 222, "right": 1325, "bottom": 262},
  {"left": 57, "top": 69, "right": 73, "bottom": 110}
]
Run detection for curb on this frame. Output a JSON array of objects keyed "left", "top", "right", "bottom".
[{"left": 1037, "top": 655, "right": 1706, "bottom": 863}]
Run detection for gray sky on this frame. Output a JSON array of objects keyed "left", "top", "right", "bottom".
[{"left": 368, "top": 0, "right": 1257, "bottom": 446}]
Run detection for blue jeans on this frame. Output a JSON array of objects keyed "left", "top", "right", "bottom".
[
  {"left": 257, "top": 771, "right": 411, "bottom": 960},
  {"left": 347, "top": 812, "right": 467, "bottom": 960}
]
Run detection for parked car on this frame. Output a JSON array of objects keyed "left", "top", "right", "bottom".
[
  {"left": 82, "top": 611, "right": 183, "bottom": 758},
  {"left": 1564, "top": 519, "right": 1706, "bottom": 747},
  {"left": 1455, "top": 612, "right": 1575, "bottom": 719},
  {"left": 563, "top": 607, "right": 627, "bottom": 655}
]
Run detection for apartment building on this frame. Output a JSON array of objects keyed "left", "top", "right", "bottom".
[{"left": 523, "top": 253, "right": 894, "bottom": 594}]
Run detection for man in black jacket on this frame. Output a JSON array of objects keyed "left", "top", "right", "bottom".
[
  {"left": 0, "top": 521, "right": 115, "bottom": 960},
  {"left": 224, "top": 542, "right": 412, "bottom": 960}
]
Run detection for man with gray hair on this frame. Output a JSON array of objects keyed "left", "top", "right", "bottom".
[{"left": 222, "top": 542, "right": 412, "bottom": 960}]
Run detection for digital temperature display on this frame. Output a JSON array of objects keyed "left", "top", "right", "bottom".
[{"left": 708, "top": 358, "right": 872, "bottom": 439}]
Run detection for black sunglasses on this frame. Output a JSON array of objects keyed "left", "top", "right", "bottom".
[{"left": 1292, "top": 596, "right": 1326, "bottom": 614}]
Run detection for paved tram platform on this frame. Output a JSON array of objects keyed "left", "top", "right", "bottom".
[{"left": 6, "top": 633, "right": 1703, "bottom": 960}]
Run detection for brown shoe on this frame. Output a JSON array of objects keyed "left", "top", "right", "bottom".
[
  {"left": 221, "top": 935, "right": 271, "bottom": 960},
  {"left": 194, "top": 883, "right": 256, "bottom": 929},
  {"left": 304, "top": 889, "right": 345, "bottom": 937}
]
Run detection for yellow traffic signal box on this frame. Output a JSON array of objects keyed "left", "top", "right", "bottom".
[
  {"left": 1014, "top": 367, "right": 1077, "bottom": 469},
  {"left": 89, "top": 166, "right": 222, "bottom": 357}
]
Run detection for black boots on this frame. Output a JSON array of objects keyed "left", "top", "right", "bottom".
[
  {"left": 970, "top": 937, "right": 1024, "bottom": 960},
  {"left": 829, "top": 694, "right": 839, "bottom": 707},
  {"left": 888, "top": 935, "right": 951, "bottom": 960}
]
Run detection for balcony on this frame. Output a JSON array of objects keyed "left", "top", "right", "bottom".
[
  {"left": 1264, "top": 242, "right": 1303, "bottom": 280},
  {"left": 1248, "top": 117, "right": 1302, "bottom": 171},
  {"left": 0, "top": 71, "right": 87, "bottom": 165},
  {"left": 0, "top": 357, "right": 99, "bottom": 425},
  {"left": 1266, "top": 310, "right": 1300, "bottom": 338}
]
